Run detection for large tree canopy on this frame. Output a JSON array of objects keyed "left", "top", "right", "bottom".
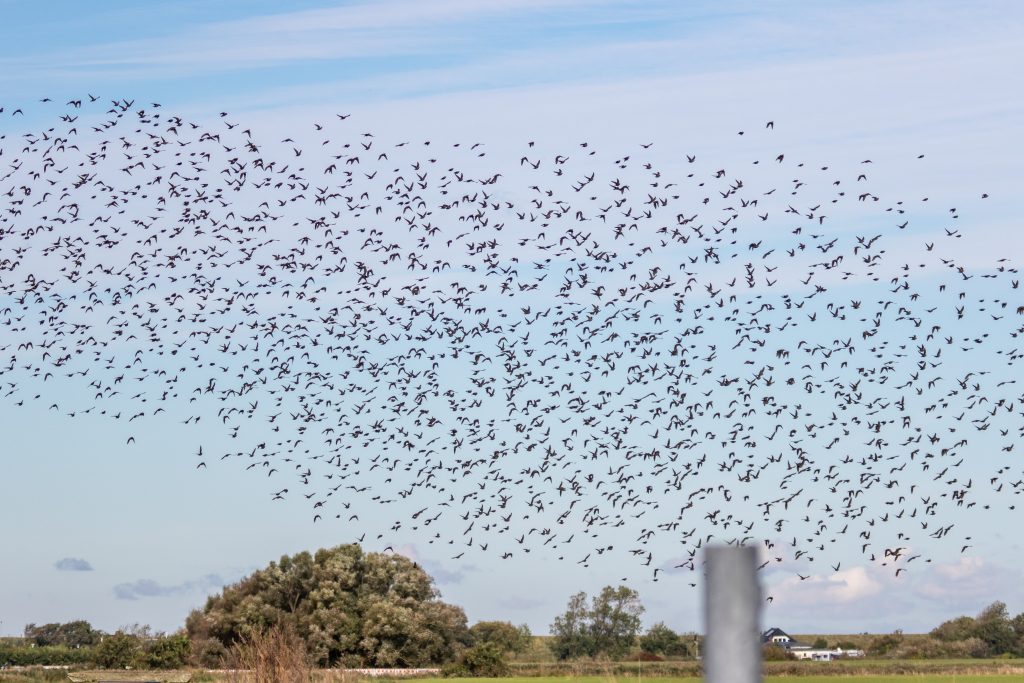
[{"left": 185, "top": 544, "right": 469, "bottom": 667}]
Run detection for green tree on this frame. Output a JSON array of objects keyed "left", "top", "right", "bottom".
[
  {"left": 549, "top": 585, "right": 645, "bottom": 660},
  {"left": 94, "top": 631, "right": 143, "bottom": 669},
  {"left": 867, "top": 629, "right": 904, "bottom": 657},
  {"left": 549, "top": 591, "right": 594, "bottom": 660},
  {"left": 812, "top": 637, "right": 828, "bottom": 649},
  {"left": 442, "top": 642, "right": 510, "bottom": 677},
  {"left": 185, "top": 544, "right": 470, "bottom": 667},
  {"left": 1011, "top": 612, "right": 1024, "bottom": 638},
  {"left": 973, "top": 601, "right": 1016, "bottom": 656},
  {"left": 588, "top": 585, "right": 644, "bottom": 659},
  {"left": 469, "top": 621, "right": 531, "bottom": 654},
  {"left": 639, "top": 622, "right": 683, "bottom": 656},
  {"left": 931, "top": 615, "right": 977, "bottom": 642},
  {"left": 143, "top": 632, "right": 191, "bottom": 669},
  {"left": 24, "top": 620, "right": 102, "bottom": 648}
]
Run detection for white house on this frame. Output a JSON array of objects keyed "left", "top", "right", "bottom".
[{"left": 761, "top": 627, "right": 864, "bottom": 660}]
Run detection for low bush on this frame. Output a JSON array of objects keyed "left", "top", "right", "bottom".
[
  {"left": 0, "top": 643, "right": 94, "bottom": 667},
  {"left": 762, "top": 644, "right": 796, "bottom": 660},
  {"left": 442, "top": 642, "right": 510, "bottom": 677},
  {"left": 627, "top": 651, "right": 664, "bottom": 661}
]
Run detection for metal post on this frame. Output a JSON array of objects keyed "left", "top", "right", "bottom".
[{"left": 703, "top": 545, "right": 762, "bottom": 683}]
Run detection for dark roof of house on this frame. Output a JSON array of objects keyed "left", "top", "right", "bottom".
[
  {"left": 761, "top": 627, "right": 810, "bottom": 649},
  {"left": 762, "top": 627, "right": 790, "bottom": 641}
]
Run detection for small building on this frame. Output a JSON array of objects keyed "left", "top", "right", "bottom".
[{"left": 761, "top": 628, "right": 863, "bottom": 660}]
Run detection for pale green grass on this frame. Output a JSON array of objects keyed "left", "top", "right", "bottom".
[
  {"left": 434, "top": 676, "right": 1024, "bottom": 683},
  {"left": 7, "top": 673, "right": 1024, "bottom": 683}
]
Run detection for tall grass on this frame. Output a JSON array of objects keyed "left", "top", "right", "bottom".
[{"left": 228, "top": 624, "right": 311, "bottom": 683}]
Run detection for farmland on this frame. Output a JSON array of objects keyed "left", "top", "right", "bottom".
[
  {"left": 7, "top": 660, "right": 1024, "bottom": 683},
  {"left": 6, "top": 671, "right": 1024, "bottom": 683}
]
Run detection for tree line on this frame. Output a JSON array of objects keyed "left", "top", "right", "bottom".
[
  {"left": 7, "top": 544, "right": 1024, "bottom": 671},
  {"left": 1, "top": 623, "right": 189, "bottom": 669},
  {"left": 3, "top": 545, "right": 535, "bottom": 672},
  {"left": 866, "top": 601, "right": 1024, "bottom": 659},
  {"left": 547, "top": 585, "right": 696, "bottom": 660}
]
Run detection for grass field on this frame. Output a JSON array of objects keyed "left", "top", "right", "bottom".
[
  {"left": 6, "top": 658, "right": 1024, "bottom": 682},
  {"left": 441, "top": 678, "right": 1024, "bottom": 683},
  {"left": 6, "top": 674, "right": 1024, "bottom": 683}
]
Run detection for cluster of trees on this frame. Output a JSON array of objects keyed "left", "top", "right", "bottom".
[
  {"left": 91, "top": 626, "right": 191, "bottom": 670},
  {"left": 929, "top": 601, "right": 1024, "bottom": 655},
  {"left": 546, "top": 585, "right": 695, "bottom": 661},
  {"left": 7, "top": 545, "right": 533, "bottom": 671},
  {"left": 21, "top": 544, "right": 1024, "bottom": 672},
  {"left": 1, "top": 623, "right": 189, "bottom": 669},
  {"left": 187, "top": 544, "right": 491, "bottom": 668},
  {"left": 23, "top": 620, "right": 102, "bottom": 648},
  {"left": 840, "top": 601, "right": 1024, "bottom": 659},
  {"left": 918, "top": 601, "right": 1024, "bottom": 658},
  {"left": 638, "top": 622, "right": 698, "bottom": 658},
  {"left": 549, "top": 586, "right": 644, "bottom": 660}
]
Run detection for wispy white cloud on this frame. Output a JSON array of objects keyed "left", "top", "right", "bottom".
[
  {"left": 0, "top": 0, "right": 624, "bottom": 78},
  {"left": 113, "top": 573, "right": 228, "bottom": 600},
  {"left": 6, "top": 0, "right": 1021, "bottom": 89}
]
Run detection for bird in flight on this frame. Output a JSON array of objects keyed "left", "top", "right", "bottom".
[{"left": 0, "top": 95, "right": 1013, "bottom": 589}]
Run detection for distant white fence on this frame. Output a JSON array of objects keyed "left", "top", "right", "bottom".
[
  {"left": 340, "top": 669, "right": 440, "bottom": 677},
  {"left": 209, "top": 668, "right": 440, "bottom": 677}
]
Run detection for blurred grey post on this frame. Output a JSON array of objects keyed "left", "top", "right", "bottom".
[{"left": 703, "top": 545, "right": 762, "bottom": 683}]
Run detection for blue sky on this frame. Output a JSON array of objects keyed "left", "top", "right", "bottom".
[{"left": 1, "top": 0, "right": 1024, "bottom": 639}]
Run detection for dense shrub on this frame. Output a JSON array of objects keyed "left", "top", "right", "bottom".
[
  {"left": 867, "top": 630, "right": 904, "bottom": 656},
  {"left": 442, "top": 642, "right": 510, "bottom": 677},
  {"left": 93, "top": 631, "right": 143, "bottom": 669},
  {"left": 628, "top": 650, "right": 664, "bottom": 661},
  {"left": 926, "top": 601, "right": 1024, "bottom": 657},
  {"left": 762, "top": 644, "right": 796, "bottom": 660},
  {"left": 0, "top": 643, "right": 94, "bottom": 667},
  {"left": 639, "top": 622, "right": 688, "bottom": 657},
  {"left": 932, "top": 615, "right": 977, "bottom": 642},
  {"left": 143, "top": 632, "right": 191, "bottom": 669},
  {"left": 469, "top": 621, "right": 531, "bottom": 654}
]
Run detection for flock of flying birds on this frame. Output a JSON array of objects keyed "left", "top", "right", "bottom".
[{"left": 2, "top": 95, "right": 1022, "bottom": 590}]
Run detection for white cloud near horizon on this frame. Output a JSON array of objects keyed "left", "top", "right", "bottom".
[
  {"left": 912, "top": 557, "right": 1023, "bottom": 609},
  {"left": 764, "top": 556, "right": 1024, "bottom": 629},
  {"left": 770, "top": 565, "right": 887, "bottom": 607}
]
